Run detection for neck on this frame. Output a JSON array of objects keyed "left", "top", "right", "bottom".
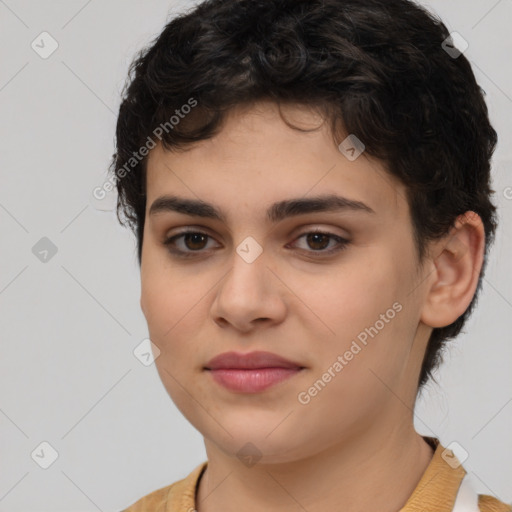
[{"left": 196, "top": 424, "right": 434, "bottom": 512}]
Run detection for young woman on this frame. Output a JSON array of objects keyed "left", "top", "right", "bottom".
[{"left": 110, "top": 0, "right": 511, "bottom": 510}]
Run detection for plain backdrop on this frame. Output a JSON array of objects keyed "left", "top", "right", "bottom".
[{"left": 1, "top": 0, "right": 511, "bottom": 510}]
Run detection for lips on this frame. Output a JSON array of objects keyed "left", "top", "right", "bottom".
[
  {"left": 204, "top": 351, "right": 305, "bottom": 393},
  {"left": 204, "top": 351, "right": 304, "bottom": 370}
]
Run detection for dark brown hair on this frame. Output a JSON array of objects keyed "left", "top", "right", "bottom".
[{"left": 109, "top": 0, "right": 498, "bottom": 389}]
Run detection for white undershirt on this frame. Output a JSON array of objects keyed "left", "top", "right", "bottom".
[{"left": 452, "top": 475, "right": 480, "bottom": 512}]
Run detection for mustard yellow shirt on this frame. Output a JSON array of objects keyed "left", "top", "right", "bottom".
[{"left": 121, "top": 437, "right": 511, "bottom": 512}]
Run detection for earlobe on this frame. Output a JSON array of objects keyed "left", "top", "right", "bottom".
[{"left": 420, "top": 211, "right": 485, "bottom": 329}]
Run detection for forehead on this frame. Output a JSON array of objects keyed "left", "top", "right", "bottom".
[{"left": 144, "top": 101, "right": 407, "bottom": 221}]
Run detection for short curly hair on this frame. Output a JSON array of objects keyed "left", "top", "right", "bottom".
[{"left": 108, "top": 0, "right": 498, "bottom": 390}]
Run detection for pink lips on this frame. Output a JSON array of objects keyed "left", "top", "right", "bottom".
[{"left": 204, "top": 351, "right": 304, "bottom": 393}]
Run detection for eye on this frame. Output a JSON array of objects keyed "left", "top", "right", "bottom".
[
  {"left": 162, "top": 228, "right": 350, "bottom": 259},
  {"left": 163, "top": 230, "right": 219, "bottom": 258},
  {"left": 288, "top": 230, "right": 349, "bottom": 257}
]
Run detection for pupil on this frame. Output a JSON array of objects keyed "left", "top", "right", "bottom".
[
  {"left": 308, "top": 233, "right": 328, "bottom": 250},
  {"left": 185, "top": 233, "right": 206, "bottom": 250}
]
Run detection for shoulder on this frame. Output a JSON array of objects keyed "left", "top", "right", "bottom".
[
  {"left": 119, "top": 461, "right": 207, "bottom": 512},
  {"left": 479, "top": 494, "right": 512, "bottom": 512}
]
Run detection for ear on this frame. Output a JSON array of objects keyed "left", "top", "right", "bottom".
[{"left": 420, "top": 211, "right": 486, "bottom": 328}]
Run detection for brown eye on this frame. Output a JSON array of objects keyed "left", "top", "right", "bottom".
[
  {"left": 163, "top": 230, "right": 218, "bottom": 258},
  {"left": 305, "top": 233, "right": 331, "bottom": 251},
  {"left": 182, "top": 232, "right": 208, "bottom": 250},
  {"left": 289, "top": 230, "right": 350, "bottom": 257}
]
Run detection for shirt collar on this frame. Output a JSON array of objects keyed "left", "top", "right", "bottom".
[{"left": 399, "top": 436, "right": 466, "bottom": 512}]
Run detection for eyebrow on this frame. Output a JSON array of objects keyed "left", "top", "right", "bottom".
[{"left": 148, "top": 193, "right": 375, "bottom": 223}]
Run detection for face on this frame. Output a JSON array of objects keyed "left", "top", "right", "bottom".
[{"left": 140, "top": 101, "right": 432, "bottom": 463}]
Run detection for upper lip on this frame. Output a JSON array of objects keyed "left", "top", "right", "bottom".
[{"left": 204, "top": 351, "right": 304, "bottom": 370}]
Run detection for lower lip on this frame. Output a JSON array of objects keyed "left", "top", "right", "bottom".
[{"left": 207, "top": 368, "right": 303, "bottom": 393}]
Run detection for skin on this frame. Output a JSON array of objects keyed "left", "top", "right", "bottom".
[{"left": 140, "top": 100, "right": 485, "bottom": 512}]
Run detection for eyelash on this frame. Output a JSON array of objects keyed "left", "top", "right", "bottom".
[{"left": 162, "top": 229, "right": 350, "bottom": 259}]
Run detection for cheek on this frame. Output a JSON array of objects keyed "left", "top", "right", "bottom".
[
  {"left": 141, "top": 271, "right": 208, "bottom": 415},
  {"left": 140, "top": 271, "right": 207, "bottom": 380},
  {"left": 305, "top": 253, "right": 414, "bottom": 379},
  {"left": 306, "top": 257, "right": 401, "bottom": 337},
  {"left": 142, "top": 259, "right": 200, "bottom": 331}
]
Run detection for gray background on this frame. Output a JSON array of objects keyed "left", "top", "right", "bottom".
[{"left": 0, "top": 1, "right": 511, "bottom": 510}]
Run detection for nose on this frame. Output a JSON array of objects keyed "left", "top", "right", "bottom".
[{"left": 210, "top": 246, "right": 287, "bottom": 332}]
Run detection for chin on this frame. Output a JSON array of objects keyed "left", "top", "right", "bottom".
[{"left": 200, "top": 419, "right": 311, "bottom": 464}]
